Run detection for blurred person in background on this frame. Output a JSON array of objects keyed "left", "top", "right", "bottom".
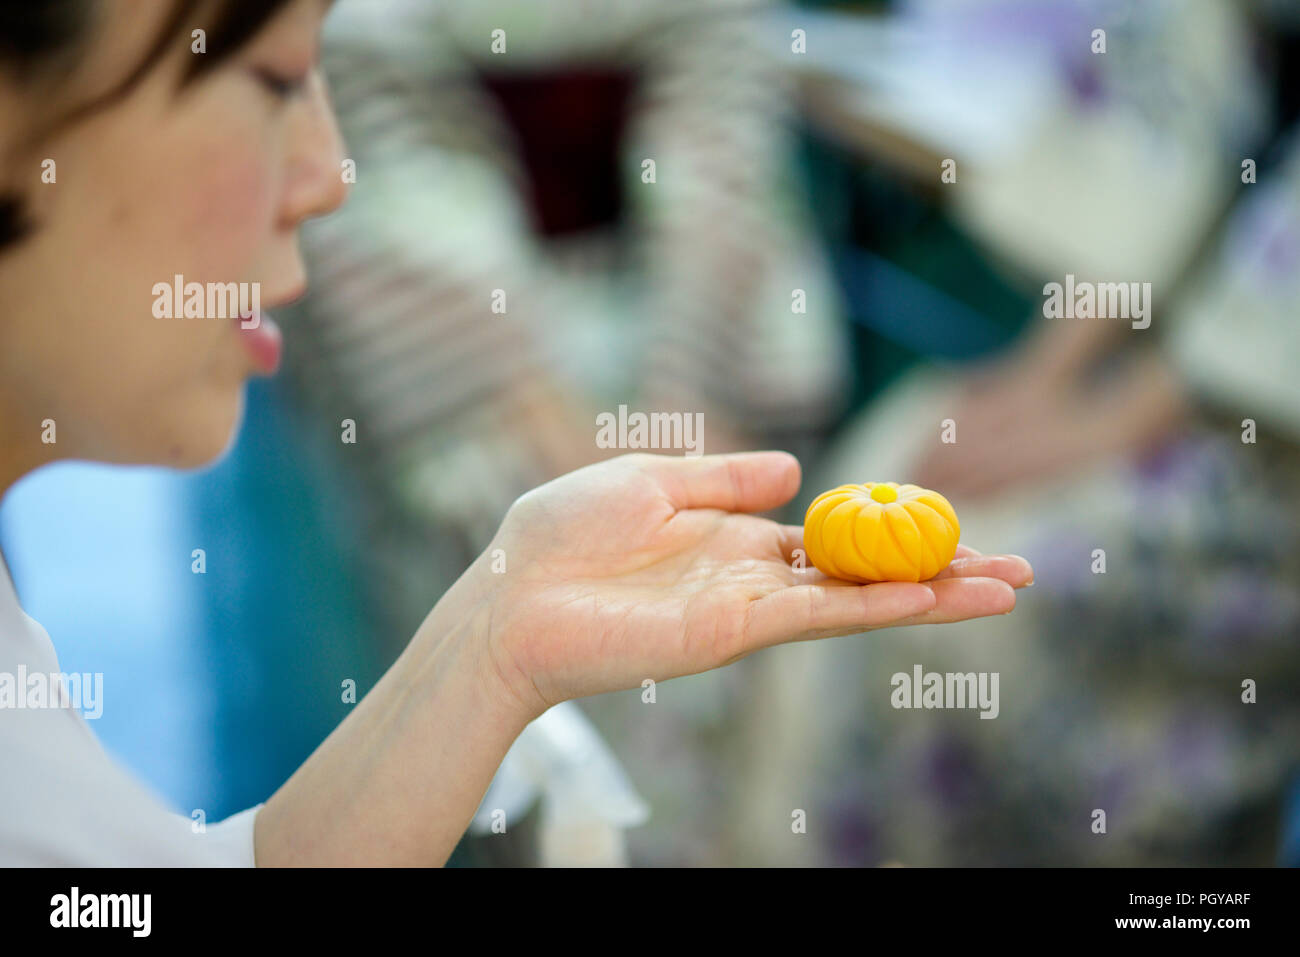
[
  {"left": 281, "top": 0, "right": 851, "bottom": 631},
  {"left": 783, "top": 0, "right": 1300, "bottom": 865}
]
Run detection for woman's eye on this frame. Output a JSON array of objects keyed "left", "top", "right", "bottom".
[{"left": 254, "top": 68, "right": 309, "bottom": 101}]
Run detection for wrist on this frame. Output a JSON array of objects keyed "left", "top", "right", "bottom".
[
  {"left": 256, "top": 570, "right": 538, "bottom": 865},
  {"left": 410, "top": 554, "right": 548, "bottom": 728}
]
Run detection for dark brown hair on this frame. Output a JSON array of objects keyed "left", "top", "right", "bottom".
[{"left": 0, "top": 0, "right": 294, "bottom": 249}]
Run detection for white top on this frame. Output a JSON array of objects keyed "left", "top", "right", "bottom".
[{"left": 0, "top": 553, "right": 261, "bottom": 865}]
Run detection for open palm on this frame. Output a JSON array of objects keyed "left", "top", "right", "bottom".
[{"left": 478, "top": 451, "right": 1033, "bottom": 714}]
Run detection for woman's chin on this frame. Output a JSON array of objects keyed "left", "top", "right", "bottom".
[
  {"left": 146, "top": 386, "right": 247, "bottom": 470},
  {"left": 167, "top": 436, "right": 237, "bottom": 470}
]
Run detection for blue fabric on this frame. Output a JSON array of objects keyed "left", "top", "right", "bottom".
[
  {"left": 183, "top": 376, "right": 382, "bottom": 818},
  {"left": 832, "top": 246, "right": 1011, "bottom": 358}
]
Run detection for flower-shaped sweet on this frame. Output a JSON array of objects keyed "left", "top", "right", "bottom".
[{"left": 802, "top": 482, "right": 960, "bottom": 583}]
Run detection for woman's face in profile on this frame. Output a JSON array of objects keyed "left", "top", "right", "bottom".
[{"left": 0, "top": 0, "right": 346, "bottom": 474}]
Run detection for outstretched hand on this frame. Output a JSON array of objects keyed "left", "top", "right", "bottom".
[{"left": 464, "top": 451, "right": 1032, "bottom": 718}]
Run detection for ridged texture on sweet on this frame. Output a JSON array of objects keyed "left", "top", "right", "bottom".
[{"left": 802, "top": 482, "right": 961, "bottom": 583}]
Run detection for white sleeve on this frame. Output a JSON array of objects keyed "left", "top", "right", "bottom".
[
  {"left": 185, "top": 805, "right": 264, "bottom": 867},
  {"left": 0, "top": 698, "right": 265, "bottom": 866},
  {"left": 0, "top": 599, "right": 265, "bottom": 867},
  {"left": 1, "top": 710, "right": 266, "bottom": 867}
]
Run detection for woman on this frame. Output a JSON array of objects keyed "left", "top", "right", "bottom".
[{"left": 0, "top": 0, "right": 1032, "bottom": 866}]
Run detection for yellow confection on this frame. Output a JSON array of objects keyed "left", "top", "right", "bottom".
[{"left": 802, "top": 482, "right": 960, "bottom": 583}]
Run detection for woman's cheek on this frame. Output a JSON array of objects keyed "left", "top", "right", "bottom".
[
  {"left": 187, "top": 150, "right": 278, "bottom": 282},
  {"left": 172, "top": 100, "right": 282, "bottom": 281}
]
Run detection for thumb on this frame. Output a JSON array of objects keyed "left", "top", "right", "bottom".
[{"left": 641, "top": 450, "right": 801, "bottom": 513}]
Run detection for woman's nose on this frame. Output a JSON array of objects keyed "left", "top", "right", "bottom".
[{"left": 281, "top": 68, "right": 349, "bottom": 226}]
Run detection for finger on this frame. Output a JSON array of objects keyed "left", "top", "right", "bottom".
[
  {"left": 645, "top": 450, "right": 801, "bottom": 514},
  {"left": 740, "top": 580, "right": 939, "bottom": 653},
  {"left": 887, "top": 577, "right": 1016, "bottom": 626},
  {"left": 930, "top": 553, "right": 1032, "bottom": 586},
  {"left": 952, "top": 543, "right": 983, "bottom": 559}
]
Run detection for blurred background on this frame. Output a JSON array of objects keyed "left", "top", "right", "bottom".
[{"left": 3, "top": 0, "right": 1299, "bottom": 865}]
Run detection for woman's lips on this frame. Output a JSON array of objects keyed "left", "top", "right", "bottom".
[{"left": 235, "top": 311, "right": 282, "bottom": 375}]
